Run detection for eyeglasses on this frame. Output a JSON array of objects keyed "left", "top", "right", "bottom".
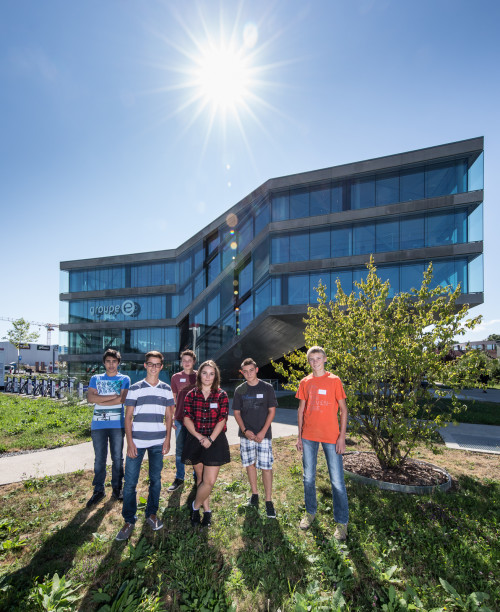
[{"left": 146, "top": 362, "right": 162, "bottom": 368}]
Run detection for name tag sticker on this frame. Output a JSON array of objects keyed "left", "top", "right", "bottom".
[
  {"left": 210, "top": 403, "right": 218, "bottom": 408},
  {"left": 256, "top": 394, "right": 264, "bottom": 398},
  {"left": 180, "top": 378, "right": 186, "bottom": 382},
  {"left": 318, "top": 389, "right": 327, "bottom": 395}
]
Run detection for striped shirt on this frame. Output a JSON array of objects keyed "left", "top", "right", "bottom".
[{"left": 125, "top": 379, "right": 174, "bottom": 448}]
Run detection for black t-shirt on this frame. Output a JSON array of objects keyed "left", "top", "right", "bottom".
[{"left": 232, "top": 380, "right": 278, "bottom": 439}]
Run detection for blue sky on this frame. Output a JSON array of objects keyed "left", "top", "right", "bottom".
[{"left": 1, "top": 0, "right": 499, "bottom": 345}]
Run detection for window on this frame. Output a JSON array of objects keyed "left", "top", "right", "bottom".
[
  {"left": 425, "top": 160, "right": 467, "bottom": 198},
  {"left": 331, "top": 270, "right": 352, "bottom": 298},
  {"left": 288, "top": 275, "right": 309, "bottom": 305},
  {"left": 376, "top": 219, "right": 399, "bottom": 252},
  {"left": 310, "top": 229, "right": 331, "bottom": 260},
  {"left": 351, "top": 177, "right": 375, "bottom": 209},
  {"left": 271, "top": 235, "right": 289, "bottom": 263},
  {"left": 207, "top": 253, "right": 220, "bottom": 285},
  {"left": 310, "top": 273, "right": 329, "bottom": 304},
  {"left": 378, "top": 266, "right": 400, "bottom": 297},
  {"left": 207, "top": 294, "right": 220, "bottom": 325},
  {"left": 331, "top": 183, "right": 343, "bottom": 213},
  {"left": 331, "top": 226, "right": 352, "bottom": 257},
  {"left": 426, "top": 212, "right": 458, "bottom": 247},
  {"left": 468, "top": 203, "right": 483, "bottom": 242},
  {"left": 376, "top": 172, "right": 399, "bottom": 206},
  {"left": 272, "top": 192, "right": 289, "bottom": 221},
  {"left": 289, "top": 188, "right": 309, "bottom": 219},
  {"left": 238, "top": 217, "right": 253, "bottom": 251},
  {"left": 400, "top": 216, "right": 425, "bottom": 250},
  {"left": 353, "top": 223, "right": 375, "bottom": 255},
  {"left": 254, "top": 279, "right": 271, "bottom": 317},
  {"left": 238, "top": 260, "right": 253, "bottom": 297},
  {"left": 400, "top": 167, "right": 424, "bottom": 202},
  {"left": 254, "top": 201, "right": 270, "bottom": 236},
  {"left": 310, "top": 185, "right": 330, "bottom": 216},
  {"left": 238, "top": 297, "right": 253, "bottom": 331},
  {"left": 253, "top": 237, "right": 269, "bottom": 283},
  {"left": 289, "top": 233, "right": 309, "bottom": 261},
  {"left": 468, "top": 255, "right": 483, "bottom": 293},
  {"left": 468, "top": 152, "right": 483, "bottom": 191},
  {"left": 400, "top": 263, "right": 425, "bottom": 292}
]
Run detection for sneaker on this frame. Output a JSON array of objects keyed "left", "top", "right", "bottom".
[
  {"left": 299, "top": 513, "right": 315, "bottom": 530},
  {"left": 111, "top": 488, "right": 123, "bottom": 501},
  {"left": 168, "top": 478, "right": 184, "bottom": 492},
  {"left": 86, "top": 491, "right": 105, "bottom": 508},
  {"left": 191, "top": 507, "right": 201, "bottom": 526},
  {"left": 247, "top": 493, "right": 259, "bottom": 509},
  {"left": 115, "top": 522, "right": 134, "bottom": 541},
  {"left": 265, "top": 501, "right": 276, "bottom": 519},
  {"left": 201, "top": 511, "right": 212, "bottom": 527},
  {"left": 146, "top": 515, "right": 164, "bottom": 531},
  {"left": 334, "top": 523, "right": 348, "bottom": 541}
]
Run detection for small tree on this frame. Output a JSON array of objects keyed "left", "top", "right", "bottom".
[
  {"left": 3, "top": 318, "right": 40, "bottom": 372},
  {"left": 273, "top": 259, "right": 481, "bottom": 470}
]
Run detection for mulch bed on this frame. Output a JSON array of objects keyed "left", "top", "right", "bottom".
[{"left": 343, "top": 452, "right": 449, "bottom": 486}]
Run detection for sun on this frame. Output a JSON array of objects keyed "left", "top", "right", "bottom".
[{"left": 196, "top": 45, "right": 250, "bottom": 111}]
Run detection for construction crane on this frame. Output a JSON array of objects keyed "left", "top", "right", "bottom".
[{"left": 0, "top": 317, "right": 59, "bottom": 345}]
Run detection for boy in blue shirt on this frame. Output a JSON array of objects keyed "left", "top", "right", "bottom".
[{"left": 86, "top": 349, "right": 130, "bottom": 507}]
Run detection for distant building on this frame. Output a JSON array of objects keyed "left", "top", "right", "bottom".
[
  {"left": 452, "top": 340, "right": 499, "bottom": 359},
  {"left": 59, "top": 137, "right": 484, "bottom": 382},
  {"left": 0, "top": 342, "right": 60, "bottom": 372}
]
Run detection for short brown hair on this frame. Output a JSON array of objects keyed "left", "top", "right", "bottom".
[
  {"left": 196, "top": 360, "right": 220, "bottom": 392},
  {"left": 180, "top": 349, "right": 197, "bottom": 362},
  {"left": 241, "top": 358, "right": 257, "bottom": 368},
  {"left": 103, "top": 349, "right": 121, "bottom": 364},
  {"left": 145, "top": 350, "right": 164, "bottom": 364},
  {"left": 306, "top": 346, "right": 326, "bottom": 359}
]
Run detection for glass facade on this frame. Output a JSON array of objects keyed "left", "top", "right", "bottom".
[{"left": 60, "top": 140, "right": 484, "bottom": 377}]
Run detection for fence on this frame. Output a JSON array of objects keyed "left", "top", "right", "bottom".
[{"left": 2, "top": 376, "right": 85, "bottom": 399}]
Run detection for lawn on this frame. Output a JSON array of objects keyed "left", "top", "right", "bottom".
[
  {"left": 0, "top": 437, "right": 498, "bottom": 611},
  {"left": 0, "top": 395, "right": 92, "bottom": 453}
]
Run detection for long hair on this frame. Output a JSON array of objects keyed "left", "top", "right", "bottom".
[{"left": 196, "top": 360, "right": 220, "bottom": 392}]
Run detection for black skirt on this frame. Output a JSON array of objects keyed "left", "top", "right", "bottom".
[{"left": 182, "top": 431, "right": 230, "bottom": 467}]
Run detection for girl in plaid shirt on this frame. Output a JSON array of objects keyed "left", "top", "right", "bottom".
[{"left": 182, "top": 360, "right": 230, "bottom": 527}]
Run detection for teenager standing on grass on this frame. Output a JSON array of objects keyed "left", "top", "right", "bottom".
[
  {"left": 86, "top": 349, "right": 130, "bottom": 507},
  {"left": 296, "top": 346, "right": 349, "bottom": 541},
  {"left": 182, "top": 360, "right": 230, "bottom": 527},
  {"left": 167, "top": 350, "right": 197, "bottom": 492},
  {"left": 115, "top": 351, "right": 174, "bottom": 541},
  {"left": 233, "top": 358, "right": 277, "bottom": 519}
]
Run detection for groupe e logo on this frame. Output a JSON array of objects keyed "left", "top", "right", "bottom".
[{"left": 89, "top": 300, "right": 141, "bottom": 317}]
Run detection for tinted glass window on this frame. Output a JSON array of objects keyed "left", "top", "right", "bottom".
[
  {"left": 254, "top": 279, "right": 271, "bottom": 317},
  {"left": 254, "top": 201, "right": 270, "bottom": 235},
  {"left": 289, "top": 233, "right": 309, "bottom": 261},
  {"left": 310, "top": 273, "right": 330, "bottom": 303},
  {"left": 207, "top": 253, "right": 220, "bottom": 285},
  {"left": 288, "top": 275, "right": 309, "bottom": 305},
  {"left": 400, "top": 167, "right": 424, "bottom": 201},
  {"left": 468, "top": 203, "right": 483, "bottom": 242},
  {"left": 238, "top": 260, "right": 253, "bottom": 296},
  {"left": 310, "top": 185, "right": 330, "bottom": 216},
  {"left": 289, "top": 189, "right": 309, "bottom": 219},
  {"left": 351, "top": 177, "right": 375, "bottom": 209},
  {"left": 353, "top": 223, "right": 375, "bottom": 255},
  {"left": 426, "top": 161, "right": 465, "bottom": 198},
  {"left": 271, "top": 235, "right": 289, "bottom": 263},
  {"left": 426, "top": 212, "right": 458, "bottom": 247},
  {"left": 238, "top": 297, "right": 253, "bottom": 331},
  {"left": 272, "top": 192, "right": 289, "bottom": 221},
  {"left": 376, "top": 219, "right": 399, "bottom": 252},
  {"left": 331, "top": 270, "right": 352, "bottom": 298},
  {"left": 310, "top": 229, "right": 331, "bottom": 260},
  {"left": 400, "top": 263, "right": 425, "bottom": 292},
  {"left": 331, "top": 183, "right": 343, "bottom": 213},
  {"left": 238, "top": 217, "right": 253, "bottom": 251},
  {"left": 378, "top": 266, "right": 400, "bottom": 297},
  {"left": 331, "top": 226, "right": 352, "bottom": 257},
  {"left": 253, "top": 237, "right": 269, "bottom": 283},
  {"left": 376, "top": 172, "right": 399, "bottom": 206},
  {"left": 400, "top": 215, "right": 425, "bottom": 250}
]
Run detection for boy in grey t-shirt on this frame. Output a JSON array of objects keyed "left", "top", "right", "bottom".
[{"left": 232, "top": 358, "right": 277, "bottom": 518}]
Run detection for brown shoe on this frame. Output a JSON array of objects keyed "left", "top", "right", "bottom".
[
  {"left": 334, "top": 523, "right": 348, "bottom": 541},
  {"left": 299, "top": 513, "right": 315, "bottom": 530}
]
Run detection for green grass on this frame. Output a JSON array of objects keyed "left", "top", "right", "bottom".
[
  {"left": 0, "top": 437, "right": 499, "bottom": 611},
  {"left": 0, "top": 395, "right": 91, "bottom": 453}
]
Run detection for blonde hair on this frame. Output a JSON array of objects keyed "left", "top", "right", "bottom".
[{"left": 306, "top": 346, "right": 326, "bottom": 359}]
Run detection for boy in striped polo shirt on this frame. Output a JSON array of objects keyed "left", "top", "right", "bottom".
[{"left": 116, "top": 351, "right": 174, "bottom": 541}]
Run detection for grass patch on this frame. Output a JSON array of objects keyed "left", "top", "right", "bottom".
[
  {"left": 0, "top": 395, "right": 91, "bottom": 453},
  {"left": 0, "top": 437, "right": 499, "bottom": 610}
]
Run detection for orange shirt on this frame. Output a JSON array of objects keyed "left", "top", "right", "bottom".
[{"left": 296, "top": 372, "right": 346, "bottom": 444}]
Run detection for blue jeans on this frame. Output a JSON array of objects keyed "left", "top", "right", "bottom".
[
  {"left": 302, "top": 438, "right": 349, "bottom": 524},
  {"left": 174, "top": 420, "right": 187, "bottom": 480},
  {"left": 91, "top": 428, "right": 124, "bottom": 493},
  {"left": 122, "top": 444, "right": 164, "bottom": 524}
]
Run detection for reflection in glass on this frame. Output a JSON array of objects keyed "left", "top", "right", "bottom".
[
  {"left": 289, "top": 189, "right": 309, "bottom": 219},
  {"left": 376, "top": 173, "right": 399, "bottom": 206},
  {"left": 353, "top": 223, "right": 375, "bottom": 255},
  {"left": 468, "top": 152, "right": 484, "bottom": 191},
  {"left": 272, "top": 192, "right": 289, "bottom": 221},
  {"left": 331, "top": 226, "right": 352, "bottom": 257},
  {"left": 289, "top": 233, "right": 309, "bottom": 261},
  {"left": 310, "top": 185, "right": 330, "bottom": 216},
  {"left": 310, "top": 229, "right": 330, "bottom": 260},
  {"left": 400, "top": 216, "right": 425, "bottom": 250},
  {"left": 352, "top": 177, "right": 375, "bottom": 209},
  {"left": 288, "top": 275, "right": 309, "bottom": 304},
  {"left": 376, "top": 219, "right": 399, "bottom": 252},
  {"left": 400, "top": 167, "right": 424, "bottom": 201}
]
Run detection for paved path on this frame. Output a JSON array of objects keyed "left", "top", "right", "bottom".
[
  {"left": 0, "top": 407, "right": 298, "bottom": 486},
  {"left": 1, "top": 403, "right": 499, "bottom": 485}
]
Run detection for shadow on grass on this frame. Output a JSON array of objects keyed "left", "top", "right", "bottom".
[
  {"left": 2, "top": 501, "right": 110, "bottom": 610},
  {"left": 235, "top": 505, "right": 308, "bottom": 607}
]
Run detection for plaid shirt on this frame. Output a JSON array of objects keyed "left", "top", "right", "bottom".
[{"left": 183, "top": 388, "right": 229, "bottom": 435}]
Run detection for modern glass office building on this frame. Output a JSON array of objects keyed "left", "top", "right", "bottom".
[{"left": 59, "top": 137, "right": 484, "bottom": 382}]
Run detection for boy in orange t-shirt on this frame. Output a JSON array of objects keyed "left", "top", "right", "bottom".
[{"left": 296, "top": 346, "right": 349, "bottom": 540}]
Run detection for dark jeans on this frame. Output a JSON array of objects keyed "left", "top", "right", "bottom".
[
  {"left": 122, "top": 444, "right": 163, "bottom": 524},
  {"left": 91, "top": 428, "right": 124, "bottom": 493},
  {"left": 174, "top": 419, "right": 187, "bottom": 480}
]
